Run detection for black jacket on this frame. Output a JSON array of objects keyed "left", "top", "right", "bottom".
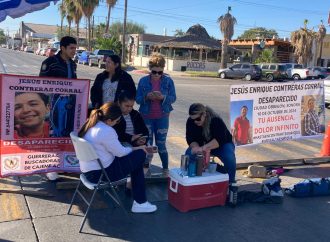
[
  {"left": 113, "top": 109, "right": 149, "bottom": 146},
  {"left": 90, "top": 70, "right": 136, "bottom": 108},
  {"left": 39, "top": 52, "right": 77, "bottom": 79},
  {"left": 186, "top": 116, "right": 233, "bottom": 147}
]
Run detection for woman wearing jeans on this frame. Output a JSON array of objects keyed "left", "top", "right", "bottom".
[
  {"left": 185, "top": 103, "right": 236, "bottom": 184},
  {"left": 136, "top": 53, "right": 176, "bottom": 175},
  {"left": 78, "top": 102, "right": 157, "bottom": 213}
]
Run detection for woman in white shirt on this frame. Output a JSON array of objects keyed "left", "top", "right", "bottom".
[{"left": 78, "top": 102, "right": 157, "bottom": 213}]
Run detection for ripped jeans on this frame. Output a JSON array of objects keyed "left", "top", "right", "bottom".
[{"left": 144, "top": 116, "right": 169, "bottom": 169}]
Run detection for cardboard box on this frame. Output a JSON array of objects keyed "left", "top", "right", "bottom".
[{"left": 168, "top": 168, "right": 229, "bottom": 212}]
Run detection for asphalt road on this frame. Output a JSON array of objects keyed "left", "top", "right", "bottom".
[{"left": 0, "top": 47, "right": 329, "bottom": 168}]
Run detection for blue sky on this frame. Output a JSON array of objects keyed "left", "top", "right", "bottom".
[{"left": 0, "top": 0, "right": 329, "bottom": 39}]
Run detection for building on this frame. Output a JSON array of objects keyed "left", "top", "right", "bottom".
[
  {"left": 228, "top": 38, "right": 294, "bottom": 63},
  {"left": 131, "top": 24, "right": 239, "bottom": 72},
  {"left": 18, "top": 21, "right": 87, "bottom": 49}
]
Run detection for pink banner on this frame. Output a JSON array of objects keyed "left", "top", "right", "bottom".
[{"left": 0, "top": 74, "right": 90, "bottom": 177}]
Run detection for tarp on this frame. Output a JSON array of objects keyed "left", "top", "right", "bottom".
[{"left": 0, "top": 0, "right": 58, "bottom": 22}]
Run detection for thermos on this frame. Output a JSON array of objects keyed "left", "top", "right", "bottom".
[
  {"left": 196, "top": 153, "right": 204, "bottom": 176},
  {"left": 180, "top": 155, "right": 189, "bottom": 175}
]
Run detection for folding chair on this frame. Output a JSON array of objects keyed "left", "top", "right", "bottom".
[{"left": 67, "top": 132, "right": 128, "bottom": 233}]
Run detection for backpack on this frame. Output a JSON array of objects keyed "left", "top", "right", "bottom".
[{"left": 285, "top": 178, "right": 330, "bottom": 197}]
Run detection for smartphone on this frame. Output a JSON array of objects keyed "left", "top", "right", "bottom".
[{"left": 146, "top": 146, "right": 158, "bottom": 153}]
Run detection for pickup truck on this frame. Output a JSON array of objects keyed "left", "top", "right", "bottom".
[
  {"left": 284, "top": 63, "right": 317, "bottom": 80},
  {"left": 88, "top": 49, "right": 115, "bottom": 68}
]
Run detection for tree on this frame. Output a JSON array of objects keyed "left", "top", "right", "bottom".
[
  {"left": 77, "top": 0, "right": 99, "bottom": 50},
  {"left": 58, "top": 3, "right": 66, "bottom": 33},
  {"left": 238, "top": 27, "right": 278, "bottom": 39},
  {"left": 317, "top": 20, "right": 326, "bottom": 66},
  {"left": 217, "top": 6, "right": 237, "bottom": 69},
  {"left": 254, "top": 49, "right": 277, "bottom": 63},
  {"left": 0, "top": 29, "right": 6, "bottom": 44},
  {"left": 174, "top": 29, "right": 185, "bottom": 37},
  {"left": 96, "top": 36, "right": 122, "bottom": 54},
  {"left": 108, "top": 21, "right": 145, "bottom": 38},
  {"left": 291, "top": 19, "right": 317, "bottom": 66},
  {"left": 105, "top": 0, "right": 117, "bottom": 34}
]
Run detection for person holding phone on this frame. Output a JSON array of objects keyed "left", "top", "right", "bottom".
[
  {"left": 78, "top": 102, "right": 157, "bottom": 213},
  {"left": 114, "top": 91, "right": 149, "bottom": 147},
  {"left": 136, "top": 53, "right": 176, "bottom": 176}
]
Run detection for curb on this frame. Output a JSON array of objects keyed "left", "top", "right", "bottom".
[{"left": 236, "top": 156, "right": 330, "bottom": 169}]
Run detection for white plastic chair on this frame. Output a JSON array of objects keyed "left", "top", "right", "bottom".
[{"left": 67, "top": 132, "right": 128, "bottom": 233}]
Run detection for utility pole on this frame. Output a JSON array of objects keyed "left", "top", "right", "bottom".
[{"left": 122, "top": 0, "right": 128, "bottom": 64}]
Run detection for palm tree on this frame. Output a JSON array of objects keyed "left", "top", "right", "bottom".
[
  {"left": 317, "top": 20, "right": 326, "bottom": 66},
  {"left": 65, "top": 0, "right": 83, "bottom": 48},
  {"left": 291, "top": 19, "right": 317, "bottom": 66},
  {"left": 105, "top": 0, "right": 117, "bottom": 34},
  {"left": 58, "top": 3, "right": 66, "bottom": 34},
  {"left": 217, "top": 6, "right": 237, "bottom": 69},
  {"left": 77, "top": 0, "right": 99, "bottom": 50}
]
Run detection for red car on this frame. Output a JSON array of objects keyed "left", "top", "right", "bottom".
[{"left": 45, "top": 48, "right": 57, "bottom": 57}]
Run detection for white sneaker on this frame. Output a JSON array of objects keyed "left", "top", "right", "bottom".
[
  {"left": 131, "top": 200, "right": 157, "bottom": 213},
  {"left": 46, "top": 172, "right": 59, "bottom": 181}
]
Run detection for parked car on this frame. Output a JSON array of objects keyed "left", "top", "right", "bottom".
[
  {"left": 24, "top": 46, "right": 34, "bottom": 53},
  {"left": 78, "top": 51, "right": 94, "bottom": 65},
  {"left": 310, "top": 67, "right": 329, "bottom": 79},
  {"left": 324, "top": 75, "right": 330, "bottom": 108},
  {"left": 88, "top": 49, "right": 115, "bottom": 68},
  {"left": 73, "top": 49, "right": 84, "bottom": 63},
  {"left": 258, "top": 63, "right": 288, "bottom": 82},
  {"left": 283, "top": 63, "right": 317, "bottom": 80},
  {"left": 218, "top": 63, "right": 262, "bottom": 81},
  {"left": 45, "top": 48, "right": 57, "bottom": 57}
]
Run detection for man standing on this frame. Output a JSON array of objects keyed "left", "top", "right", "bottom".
[
  {"left": 232, "top": 105, "right": 252, "bottom": 146},
  {"left": 39, "top": 36, "right": 77, "bottom": 180},
  {"left": 303, "top": 97, "right": 320, "bottom": 136}
]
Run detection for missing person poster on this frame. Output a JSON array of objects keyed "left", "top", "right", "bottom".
[
  {"left": 0, "top": 74, "right": 90, "bottom": 177},
  {"left": 230, "top": 81, "right": 325, "bottom": 146}
]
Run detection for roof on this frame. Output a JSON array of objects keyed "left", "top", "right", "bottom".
[
  {"left": 154, "top": 24, "right": 221, "bottom": 50},
  {"left": 131, "top": 33, "right": 173, "bottom": 43},
  {"left": 23, "top": 22, "right": 87, "bottom": 38}
]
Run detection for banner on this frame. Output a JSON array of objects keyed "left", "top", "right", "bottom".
[
  {"left": 0, "top": 74, "right": 90, "bottom": 177},
  {"left": 230, "top": 81, "right": 325, "bottom": 146}
]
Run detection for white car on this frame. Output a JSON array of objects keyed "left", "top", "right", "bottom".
[{"left": 324, "top": 75, "right": 330, "bottom": 108}]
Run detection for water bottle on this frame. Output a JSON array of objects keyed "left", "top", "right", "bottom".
[
  {"left": 229, "top": 183, "right": 238, "bottom": 207},
  {"left": 187, "top": 158, "right": 196, "bottom": 177},
  {"left": 196, "top": 153, "right": 204, "bottom": 176}
]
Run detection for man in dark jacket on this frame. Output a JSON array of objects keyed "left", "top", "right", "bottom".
[
  {"left": 39, "top": 36, "right": 77, "bottom": 181},
  {"left": 39, "top": 36, "right": 77, "bottom": 78}
]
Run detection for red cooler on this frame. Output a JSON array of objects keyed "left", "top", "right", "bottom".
[{"left": 168, "top": 168, "right": 229, "bottom": 212}]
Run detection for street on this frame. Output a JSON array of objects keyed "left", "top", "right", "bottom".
[
  {"left": 1, "top": 47, "right": 329, "bottom": 168},
  {"left": 1, "top": 48, "right": 330, "bottom": 242}
]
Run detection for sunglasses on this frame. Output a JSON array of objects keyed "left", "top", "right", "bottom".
[
  {"left": 191, "top": 114, "right": 203, "bottom": 122},
  {"left": 151, "top": 70, "right": 163, "bottom": 75}
]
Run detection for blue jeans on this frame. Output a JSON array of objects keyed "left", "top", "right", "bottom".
[
  {"left": 144, "top": 116, "right": 169, "bottom": 169},
  {"left": 84, "top": 150, "right": 147, "bottom": 203},
  {"left": 185, "top": 143, "right": 236, "bottom": 183}
]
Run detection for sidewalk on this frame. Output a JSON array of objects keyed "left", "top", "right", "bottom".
[{"left": 1, "top": 162, "right": 330, "bottom": 241}]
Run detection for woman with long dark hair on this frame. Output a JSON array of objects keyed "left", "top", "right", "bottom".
[
  {"left": 185, "top": 103, "right": 236, "bottom": 184},
  {"left": 78, "top": 102, "right": 157, "bottom": 213},
  {"left": 91, "top": 54, "right": 136, "bottom": 108}
]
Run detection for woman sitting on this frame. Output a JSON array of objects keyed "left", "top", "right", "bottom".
[
  {"left": 114, "top": 91, "right": 149, "bottom": 147},
  {"left": 78, "top": 102, "right": 157, "bottom": 213},
  {"left": 185, "top": 103, "right": 236, "bottom": 184}
]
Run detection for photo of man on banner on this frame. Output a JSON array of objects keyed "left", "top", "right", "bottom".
[
  {"left": 301, "top": 95, "right": 324, "bottom": 136},
  {"left": 14, "top": 92, "right": 76, "bottom": 139},
  {"left": 230, "top": 100, "right": 253, "bottom": 146}
]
